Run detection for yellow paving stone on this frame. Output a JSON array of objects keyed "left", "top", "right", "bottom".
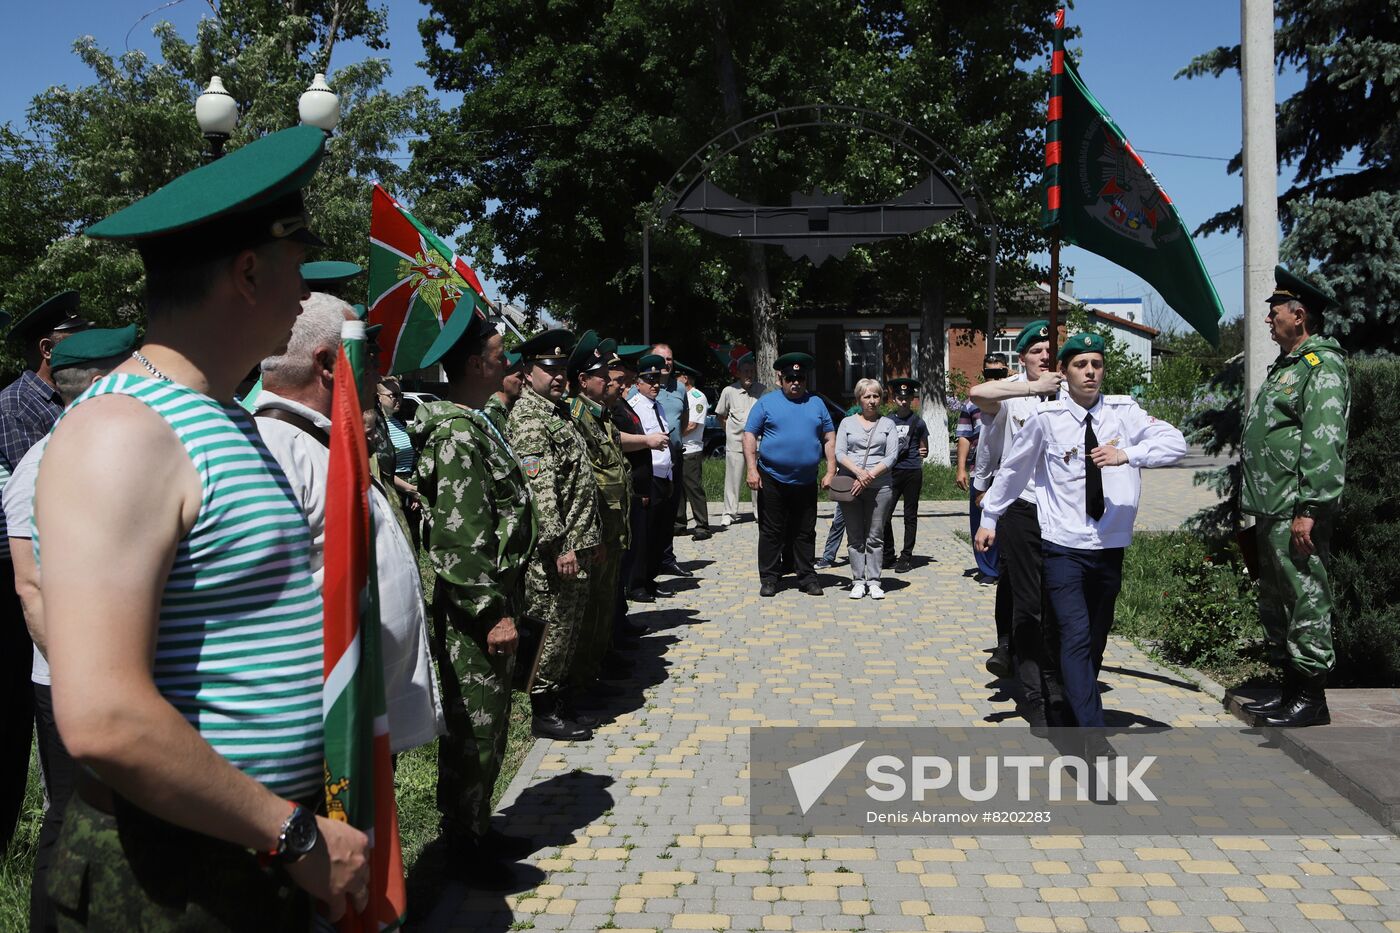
[
  {"left": 1141, "top": 872, "right": 1177, "bottom": 887},
  {"left": 753, "top": 886, "right": 781, "bottom": 901},
  {"left": 1180, "top": 860, "right": 1239, "bottom": 875},
  {"left": 611, "top": 898, "right": 644, "bottom": 913},
  {"left": 1298, "top": 903, "right": 1345, "bottom": 921},
  {"left": 514, "top": 897, "right": 548, "bottom": 913},
  {"left": 1384, "top": 923, "right": 1400, "bottom": 933},
  {"left": 641, "top": 870, "right": 696, "bottom": 884},
  {"left": 721, "top": 795, "right": 745, "bottom": 806},
  {"left": 952, "top": 837, "right": 980, "bottom": 849},
  {"left": 1300, "top": 861, "right": 1334, "bottom": 876},
  {"left": 825, "top": 847, "right": 878, "bottom": 860},
  {"left": 1033, "top": 861, "right": 1070, "bottom": 875},
  {"left": 898, "top": 860, "right": 926, "bottom": 874},
  {"left": 676, "top": 834, "right": 702, "bottom": 847},
  {"left": 772, "top": 847, "right": 820, "bottom": 860},
  {"left": 1208, "top": 917, "right": 1245, "bottom": 932},
  {"left": 762, "top": 916, "right": 792, "bottom": 931},
  {"left": 1133, "top": 846, "right": 1189, "bottom": 861},
  {"left": 1088, "top": 873, "right": 1145, "bottom": 887},
  {"left": 701, "top": 837, "right": 752, "bottom": 850},
  {"left": 1016, "top": 920, "right": 1056, "bottom": 933},
  {"left": 1031, "top": 836, "right": 1083, "bottom": 850},
  {"left": 558, "top": 846, "right": 594, "bottom": 860},
  {"left": 902, "top": 901, "right": 932, "bottom": 916},
  {"left": 1096, "top": 860, "right": 1126, "bottom": 873},
  {"left": 1077, "top": 887, "right": 1119, "bottom": 903},
  {"left": 1213, "top": 837, "right": 1269, "bottom": 851},
  {"left": 1259, "top": 874, "right": 1301, "bottom": 889},
  {"left": 730, "top": 824, "right": 753, "bottom": 836},
  {"left": 1147, "top": 900, "right": 1181, "bottom": 917},
  {"left": 533, "top": 884, "right": 564, "bottom": 898},
  {"left": 1041, "top": 888, "right": 1079, "bottom": 903},
  {"left": 924, "top": 917, "right": 985, "bottom": 933},
  {"left": 618, "top": 883, "right": 675, "bottom": 899},
  {"left": 585, "top": 824, "right": 613, "bottom": 836},
  {"left": 609, "top": 929, "right": 658, "bottom": 933},
  {"left": 543, "top": 899, "right": 576, "bottom": 915},
  {"left": 809, "top": 872, "right": 864, "bottom": 886},
  {"left": 919, "top": 874, "right": 959, "bottom": 888},
  {"left": 1334, "top": 888, "right": 1380, "bottom": 906},
  {"left": 912, "top": 848, "right": 967, "bottom": 862},
  {"left": 535, "top": 858, "right": 571, "bottom": 871},
  {"left": 630, "top": 785, "right": 660, "bottom": 797},
  {"left": 985, "top": 874, "right": 1022, "bottom": 888},
  {"left": 593, "top": 847, "right": 630, "bottom": 860},
  {"left": 781, "top": 885, "right": 839, "bottom": 901},
  {"left": 1301, "top": 838, "right": 1332, "bottom": 851},
  {"left": 843, "top": 900, "right": 872, "bottom": 915},
  {"left": 717, "top": 859, "right": 768, "bottom": 873},
  {"left": 1224, "top": 886, "right": 1268, "bottom": 903},
  {"left": 1116, "top": 920, "right": 1150, "bottom": 933},
  {"left": 650, "top": 768, "right": 694, "bottom": 778},
  {"left": 672, "top": 914, "right": 730, "bottom": 930},
  {"left": 1356, "top": 876, "right": 1390, "bottom": 891},
  {"left": 694, "top": 824, "right": 729, "bottom": 836},
  {"left": 1051, "top": 919, "right": 1087, "bottom": 933}
]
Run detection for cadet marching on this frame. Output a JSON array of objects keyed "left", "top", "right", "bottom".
[{"left": 0, "top": 118, "right": 1356, "bottom": 931}]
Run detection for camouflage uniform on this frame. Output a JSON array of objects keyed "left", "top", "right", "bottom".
[
  {"left": 484, "top": 392, "right": 511, "bottom": 439},
  {"left": 1241, "top": 334, "right": 1350, "bottom": 677},
  {"left": 568, "top": 394, "right": 632, "bottom": 685},
  {"left": 412, "top": 400, "right": 536, "bottom": 839},
  {"left": 508, "top": 385, "right": 601, "bottom": 696}
]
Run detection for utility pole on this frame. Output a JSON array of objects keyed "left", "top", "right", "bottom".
[{"left": 1240, "top": 0, "right": 1279, "bottom": 402}]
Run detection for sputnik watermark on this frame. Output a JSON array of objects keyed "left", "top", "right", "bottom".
[{"left": 864, "top": 752, "right": 1156, "bottom": 804}]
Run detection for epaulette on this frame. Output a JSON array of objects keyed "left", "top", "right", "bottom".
[
  {"left": 569, "top": 396, "right": 585, "bottom": 418},
  {"left": 1037, "top": 399, "right": 1065, "bottom": 414},
  {"left": 1303, "top": 352, "right": 1322, "bottom": 368},
  {"left": 1102, "top": 395, "right": 1135, "bottom": 405}
]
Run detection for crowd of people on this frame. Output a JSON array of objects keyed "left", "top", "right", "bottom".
[{"left": 0, "top": 121, "right": 1353, "bottom": 932}]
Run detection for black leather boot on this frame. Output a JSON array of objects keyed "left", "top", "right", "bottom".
[
  {"left": 1263, "top": 674, "right": 1331, "bottom": 727},
  {"left": 559, "top": 691, "right": 600, "bottom": 729},
  {"left": 985, "top": 644, "right": 1012, "bottom": 678},
  {"left": 1242, "top": 669, "right": 1295, "bottom": 717},
  {"left": 530, "top": 691, "right": 592, "bottom": 740}
]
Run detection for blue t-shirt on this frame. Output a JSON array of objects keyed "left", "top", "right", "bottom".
[
  {"left": 657, "top": 383, "right": 686, "bottom": 446},
  {"left": 744, "top": 391, "right": 835, "bottom": 485},
  {"left": 889, "top": 410, "right": 930, "bottom": 471}
]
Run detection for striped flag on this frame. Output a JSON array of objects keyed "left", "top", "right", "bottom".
[
  {"left": 322, "top": 319, "right": 408, "bottom": 931},
  {"left": 367, "top": 183, "right": 490, "bottom": 375}
]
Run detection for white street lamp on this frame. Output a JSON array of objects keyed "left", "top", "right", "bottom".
[
  {"left": 195, "top": 76, "right": 239, "bottom": 161},
  {"left": 298, "top": 73, "right": 341, "bottom": 134}
]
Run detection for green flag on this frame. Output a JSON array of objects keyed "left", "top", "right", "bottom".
[{"left": 1044, "top": 8, "right": 1223, "bottom": 347}]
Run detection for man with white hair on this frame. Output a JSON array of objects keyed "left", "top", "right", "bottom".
[{"left": 255, "top": 292, "right": 443, "bottom": 755}]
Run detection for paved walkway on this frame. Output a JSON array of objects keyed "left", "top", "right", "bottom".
[{"left": 424, "top": 457, "right": 1400, "bottom": 933}]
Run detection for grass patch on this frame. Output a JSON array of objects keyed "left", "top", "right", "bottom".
[
  {"left": 0, "top": 751, "right": 40, "bottom": 931},
  {"left": 700, "top": 456, "right": 963, "bottom": 503}
]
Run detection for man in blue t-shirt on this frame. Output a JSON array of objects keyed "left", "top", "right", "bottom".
[
  {"left": 882, "top": 378, "right": 930, "bottom": 573},
  {"left": 743, "top": 352, "right": 836, "bottom": 597}
]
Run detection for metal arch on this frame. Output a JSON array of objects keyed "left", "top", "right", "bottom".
[{"left": 653, "top": 104, "right": 997, "bottom": 227}]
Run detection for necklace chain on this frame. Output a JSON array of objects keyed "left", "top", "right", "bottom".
[{"left": 131, "top": 350, "right": 169, "bottom": 382}]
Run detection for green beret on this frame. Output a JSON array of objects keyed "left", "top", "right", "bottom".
[
  {"left": 889, "top": 378, "right": 921, "bottom": 395},
  {"left": 8, "top": 291, "right": 90, "bottom": 345},
  {"left": 637, "top": 353, "right": 667, "bottom": 376},
  {"left": 1015, "top": 320, "right": 1051, "bottom": 354},
  {"left": 774, "top": 351, "right": 815, "bottom": 375},
  {"left": 568, "top": 329, "right": 606, "bottom": 378},
  {"left": 597, "top": 338, "right": 620, "bottom": 368},
  {"left": 1057, "top": 331, "right": 1106, "bottom": 362},
  {"left": 351, "top": 303, "right": 367, "bottom": 320},
  {"left": 86, "top": 125, "right": 327, "bottom": 258},
  {"left": 419, "top": 302, "right": 495, "bottom": 369},
  {"left": 1269, "top": 264, "right": 1334, "bottom": 313},
  {"left": 301, "top": 260, "right": 363, "bottom": 288},
  {"left": 50, "top": 324, "right": 138, "bottom": 371},
  {"left": 518, "top": 329, "right": 575, "bottom": 365},
  {"left": 504, "top": 349, "right": 523, "bottom": 372}
]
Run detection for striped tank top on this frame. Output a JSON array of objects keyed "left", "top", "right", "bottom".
[{"left": 62, "top": 374, "right": 325, "bottom": 798}]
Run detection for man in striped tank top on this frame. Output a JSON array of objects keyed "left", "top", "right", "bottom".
[{"left": 34, "top": 126, "right": 370, "bottom": 929}]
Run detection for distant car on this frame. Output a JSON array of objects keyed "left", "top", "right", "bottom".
[{"left": 399, "top": 390, "right": 440, "bottom": 424}]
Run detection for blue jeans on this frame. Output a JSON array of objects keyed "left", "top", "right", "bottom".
[
  {"left": 821, "top": 505, "right": 846, "bottom": 563},
  {"left": 1042, "top": 541, "right": 1124, "bottom": 729},
  {"left": 969, "top": 486, "right": 999, "bottom": 578}
]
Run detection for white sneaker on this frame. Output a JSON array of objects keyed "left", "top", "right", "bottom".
[
  {"left": 867, "top": 581, "right": 886, "bottom": 600},
  {"left": 720, "top": 514, "right": 733, "bottom": 527},
  {"left": 849, "top": 581, "right": 867, "bottom": 599}
]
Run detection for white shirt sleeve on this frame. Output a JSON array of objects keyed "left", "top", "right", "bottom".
[
  {"left": 973, "top": 406, "right": 1007, "bottom": 492},
  {"left": 1116, "top": 402, "right": 1188, "bottom": 469},
  {"left": 978, "top": 412, "right": 1045, "bottom": 529}
]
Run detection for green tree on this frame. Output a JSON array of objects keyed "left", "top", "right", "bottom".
[
  {"left": 1180, "top": 0, "right": 1400, "bottom": 352},
  {"left": 0, "top": 0, "right": 447, "bottom": 377},
  {"left": 1065, "top": 305, "right": 1147, "bottom": 395}
]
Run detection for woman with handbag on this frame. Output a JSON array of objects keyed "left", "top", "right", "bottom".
[{"left": 833, "top": 378, "right": 901, "bottom": 599}]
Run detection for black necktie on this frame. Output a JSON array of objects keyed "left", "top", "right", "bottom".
[{"left": 1084, "top": 413, "right": 1105, "bottom": 521}]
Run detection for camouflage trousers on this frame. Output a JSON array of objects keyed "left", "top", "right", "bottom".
[
  {"left": 1257, "top": 515, "right": 1336, "bottom": 677},
  {"left": 50, "top": 792, "right": 309, "bottom": 931},
  {"left": 526, "top": 553, "right": 590, "bottom": 695},
  {"left": 573, "top": 524, "right": 626, "bottom": 687},
  {"left": 432, "top": 599, "right": 516, "bottom": 839}
]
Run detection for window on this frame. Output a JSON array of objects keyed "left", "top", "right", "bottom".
[
  {"left": 844, "top": 330, "right": 883, "bottom": 393},
  {"left": 992, "top": 333, "right": 1021, "bottom": 373}
]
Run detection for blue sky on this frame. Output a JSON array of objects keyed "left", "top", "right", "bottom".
[{"left": 2, "top": 0, "right": 1301, "bottom": 331}]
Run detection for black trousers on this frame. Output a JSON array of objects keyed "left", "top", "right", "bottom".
[
  {"left": 660, "top": 446, "right": 682, "bottom": 564},
  {"left": 996, "top": 500, "right": 1062, "bottom": 711},
  {"left": 1043, "top": 542, "right": 1124, "bottom": 729},
  {"left": 882, "top": 468, "right": 923, "bottom": 562},
  {"left": 0, "top": 558, "right": 33, "bottom": 852},
  {"left": 627, "top": 477, "right": 673, "bottom": 592},
  {"left": 757, "top": 472, "right": 818, "bottom": 586},
  {"left": 676, "top": 451, "right": 710, "bottom": 531},
  {"left": 31, "top": 682, "right": 75, "bottom": 933}
]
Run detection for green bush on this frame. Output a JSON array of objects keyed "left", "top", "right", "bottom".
[{"left": 1330, "top": 359, "right": 1400, "bottom": 686}]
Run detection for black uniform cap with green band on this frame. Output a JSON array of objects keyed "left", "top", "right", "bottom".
[
  {"left": 418, "top": 302, "right": 495, "bottom": 369},
  {"left": 1268, "top": 265, "right": 1335, "bottom": 313},
  {"left": 301, "top": 261, "right": 363, "bottom": 288},
  {"left": 568, "top": 329, "right": 609, "bottom": 379},
  {"left": 7, "top": 291, "right": 90, "bottom": 345},
  {"left": 50, "top": 325, "right": 139, "bottom": 371},
  {"left": 517, "top": 329, "right": 575, "bottom": 367},
  {"left": 774, "top": 351, "right": 815, "bottom": 378},
  {"left": 889, "top": 377, "right": 921, "bottom": 396}
]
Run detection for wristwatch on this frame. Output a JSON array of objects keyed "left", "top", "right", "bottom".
[{"left": 271, "top": 803, "right": 319, "bottom": 864}]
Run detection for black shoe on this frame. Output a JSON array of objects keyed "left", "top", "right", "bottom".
[
  {"left": 626, "top": 588, "right": 655, "bottom": 603},
  {"left": 660, "top": 561, "right": 694, "bottom": 578},
  {"left": 1082, "top": 731, "right": 1117, "bottom": 760},
  {"left": 1023, "top": 703, "right": 1049, "bottom": 737},
  {"left": 1263, "top": 676, "right": 1331, "bottom": 727},
  {"left": 530, "top": 694, "right": 592, "bottom": 740},
  {"left": 760, "top": 580, "right": 778, "bottom": 597},
  {"left": 801, "top": 581, "right": 824, "bottom": 596},
  {"left": 692, "top": 527, "right": 712, "bottom": 541},
  {"left": 648, "top": 582, "right": 674, "bottom": 598},
  {"left": 985, "top": 645, "right": 1012, "bottom": 678},
  {"left": 894, "top": 556, "right": 912, "bottom": 574},
  {"left": 560, "top": 693, "right": 599, "bottom": 729},
  {"left": 1243, "top": 670, "right": 1296, "bottom": 716}
]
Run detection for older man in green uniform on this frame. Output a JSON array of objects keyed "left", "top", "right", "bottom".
[
  {"left": 566, "top": 332, "right": 632, "bottom": 712},
  {"left": 509, "top": 330, "right": 602, "bottom": 740},
  {"left": 1240, "top": 266, "right": 1350, "bottom": 728},
  {"left": 412, "top": 304, "right": 538, "bottom": 883}
]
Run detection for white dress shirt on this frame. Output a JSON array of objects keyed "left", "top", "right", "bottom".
[
  {"left": 628, "top": 391, "right": 673, "bottom": 479},
  {"left": 973, "top": 373, "right": 1051, "bottom": 502},
  {"left": 979, "top": 393, "right": 1187, "bottom": 550},
  {"left": 255, "top": 391, "right": 444, "bottom": 753},
  {"left": 4, "top": 435, "right": 49, "bottom": 685}
]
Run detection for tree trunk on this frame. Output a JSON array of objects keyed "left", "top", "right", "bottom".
[
  {"left": 709, "top": 0, "right": 778, "bottom": 378},
  {"left": 918, "top": 275, "right": 950, "bottom": 466}
]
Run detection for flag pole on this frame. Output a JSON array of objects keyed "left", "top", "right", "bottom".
[{"left": 1048, "top": 229, "right": 1060, "bottom": 361}]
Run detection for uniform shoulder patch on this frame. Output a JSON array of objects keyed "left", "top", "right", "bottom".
[
  {"left": 521, "top": 455, "right": 543, "bottom": 478},
  {"left": 1304, "top": 352, "right": 1322, "bottom": 367},
  {"left": 1037, "top": 399, "right": 1065, "bottom": 413},
  {"left": 1103, "top": 394, "right": 1134, "bottom": 405}
]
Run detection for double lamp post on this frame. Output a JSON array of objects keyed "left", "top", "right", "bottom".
[{"left": 194, "top": 72, "right": 341, "bottom": 160}]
